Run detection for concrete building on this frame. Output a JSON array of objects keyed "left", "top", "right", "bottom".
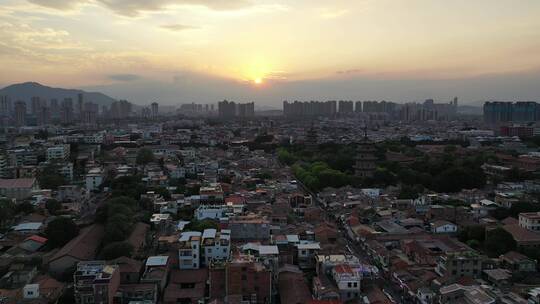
[
  {"left": 332, "top": 264, "right": 361, "bottom": 301},
  {"left": 47, "top": 144, "right": 70, "bottom": 161},
  {"left": 0, "top": 178, "right": 38, "bottom": 200},
  {"left": 202, "top": 229, "right": 231, "bottom": 266},
  {"left": 229, "top": 214, "right": 270, "bottom": 241},
  {"left": 435, "top": 252, "right": 485, "bottom": 281},
  {"left": 178, "top": 231, "right": 202, "bottom": 270},
  {"left": 74, "top": 261, "right": 120, "bottom": 304},
  {"left": 85, "top": 167, "right": 104, "bottom": 191},
  {"left": 519, "top": 212, "right": 540, "bottom": 232}
]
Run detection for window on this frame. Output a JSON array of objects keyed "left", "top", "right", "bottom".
[
  {"left": 242, "top": 275, "right": 247, "bottom": 280},
  {"left": 353, "top": 282, "right": 358, "bottom": 287},
  {"left": 348, "top": 282, "right": 352, "bottom": 288}
]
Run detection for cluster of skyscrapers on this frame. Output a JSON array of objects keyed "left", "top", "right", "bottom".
[
  {"left": 283, "top": 98, "right": 458, "bottom": 121},
  {"left": 483, "top": 101, "right": 540, "bottom": 124},
  {"left": 0, "top": 94, "right": 140, "bottom": 127},
  {"left": 217, "top": 100, "right": 255, "bottom": 118},
  {"left": 0, "top": 93, "right": 100, "bottom": 127}
]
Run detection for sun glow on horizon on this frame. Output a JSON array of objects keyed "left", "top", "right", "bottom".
[{"left": 254, "top": 77, "right": 263, "bottom": 85}]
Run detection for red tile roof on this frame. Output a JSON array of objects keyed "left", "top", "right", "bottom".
[
  {"left": 26, "top": 235, "right": 48, "bottom": 244},
  {"left": 50, "top": 224, "right": 104, "bottom": 262},
  {"left": 0, "top": 178, "right": 36, "bottom": 189}
]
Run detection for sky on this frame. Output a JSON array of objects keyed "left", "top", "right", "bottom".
[{"left": 1, "top": 0, "right": 540, "bottom": 106}]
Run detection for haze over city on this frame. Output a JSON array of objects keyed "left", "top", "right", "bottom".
[{"left": 2, "top": 0, "right": 540, "bottom": 105}]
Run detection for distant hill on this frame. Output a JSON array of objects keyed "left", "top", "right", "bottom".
[{"left": 0, "top": 82, "right": 117, "bottom": 107}]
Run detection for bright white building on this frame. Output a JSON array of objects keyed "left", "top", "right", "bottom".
[
  {"left": 195, "top": 205, "right": 233, "bottom": 220},
  {"left": 430, "top": 220, "right": 458, "bottom": 234},
  {"left": 332, "top": 264, "right": 361, "bottom": 301},
  {"left": 85, "top": 167, "right": 104, "bottom": 191},
  {"left": 178, "top": 231, "right": 202, "bottom": 269}
]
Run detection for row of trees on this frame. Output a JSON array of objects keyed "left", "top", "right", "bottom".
[
  {"left": 291, "top": 162, "right": 353, "bottom": 191},
  {"left": 280, "top": 142, "right": 489, "bottom": 194},
  {"left": 96, "top": 196, "right": 138, "bottom": 259}
]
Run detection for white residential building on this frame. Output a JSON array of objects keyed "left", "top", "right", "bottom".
[
  {"left": 85, "top": 167, "right": 104, "bottom": 191},
  {"left": 195, "top": 205, "right": 234, "bottom": 220},
  {"left": 332, "top": 264, "right": 361, "bottom": 301},
  {"left": 201, "top": 229, "right": 231, "bottom": 265},
  {"left": 430, "top": 220, "right": 458, "bottom": 234},
  {"left": 178, "top": 231, "right": 202, "bottom": 270}
]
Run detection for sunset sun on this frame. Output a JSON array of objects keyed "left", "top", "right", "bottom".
[{"left": 254, "top": 78, "right": 263, "bottom": 85}]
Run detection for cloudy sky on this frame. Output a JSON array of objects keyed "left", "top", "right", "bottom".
[{"left": 1, "top": 0, "right": 540, "bottom": 106}]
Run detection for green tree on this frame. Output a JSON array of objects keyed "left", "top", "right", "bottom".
[
  {"left": 45, "top": 217, "right": 79, "bottom": 248},
  {"left": 104, "top": 215, "right": 133, "bottom": 243},
  {"left": 484, "top": 227, "right": 516, "bottom": 257},
  {"left": 458, "top": 225, "right": 486, "bottom": 244},
  {"left": 277, "top": 148, "right": 297, "bottom": 165},
  {"left": 186, "top": 219, "right": 218, "bottom": 232},
  {"left": 136, "top": 148, "right": 155, "bottom": 165},
  {"left": 154, "top": 187, "right": 171, "bottom": 200},
  {"left": 16, "top": 201, "right": 35, "bottom": 214},
  {"left": 0, "top": 199, "right": 16, "bottom": 228},
  {"left": 100, "top": 241, "right": 134, "bottom": 260},
  {"left": 45, "top": 199, "right": 62, "bottom": 215},
  {"left": 37, "top": 165, "right": 66, "bottom": 190}
]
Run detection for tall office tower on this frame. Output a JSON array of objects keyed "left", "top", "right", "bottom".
[
  {"left": 0, "top": 95, "right": 11, "bottom": 117},
  {"left": 14, "top": 101, "right": 27, "bottom": 126},
  {"left": 36, "top": 106, "right": 51, "bottom": 126},
  {"left": 338, "top": 100, "right": 354, "bottom": 114},
  {"left": 77, "top": 93, "right": 84, "bottom": 118},
  {"left": 151, "top": 102, "right": 159, "bottom": 119},
  {"left": 61, "top": 98, "right": 74, "bottom": 124},
  {"left": 31, "top": 96, "right": 41, "bottom": 115},
  {"left": 82, "top": 102, "right": 98, "bottom": 125},
  {"left": 49, "top": 99, "right": 59, "bottom": 119}
]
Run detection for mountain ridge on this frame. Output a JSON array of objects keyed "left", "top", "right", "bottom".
[{"left": 0, "top": 82, "right": 118, "bottom": 107}]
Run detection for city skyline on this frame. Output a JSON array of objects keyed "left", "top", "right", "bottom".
[{"left": 1, "top": 0, "right": 540, "bottom": 105}]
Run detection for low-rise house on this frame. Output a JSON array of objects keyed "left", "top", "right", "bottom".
[
  {"left": 115, "top": 283, "right": 158, "bottom": 304},
  {"left": 73, "top": 261, "right": 120, "bottom": 304},
  {"left": 0, "top": 178, "right": 38, "bottom": 200},
  {"left": 332, "top": 264, "right": 361, "bottom": 301},
  {"left": 500, "top": 251, "right": 536, "bottom": 272},
  {"left": 519, "top": 212, "right": 540, "bottom": 231},
  {"left": 435, "top": 251, "right": 485, "bottom": 281},
  {"left": 141, "top": 256, "right": 170, "bottom": 293},
  {"left": 229, "top": 214, "right": 270, "bottom": 241},
  {"left": 163, "top": 269, "right": 208, "bottom": 304},
  {"left": 48, "top": 224, "right": 104, "bottom": 276},
  {"left": 85, "top": 167, "right": 104, "bottom": 191},
  {"left": 178, "top": 231, "right": 201, "bottom": 270},
  {"left": 109, "top": 257, "right": 142, "bottom": 284},
  {"left": 296, "top": 242, "right": 321, "bottom": 269},
  {"left": 202, "top": 229, "right": 231, "bottom": 266},
  {"left": 439, "top": 283, "right": 495, "bottom": 304},
  {"left": 430, "top": 220, "right": 457, "bottom": 234}
]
